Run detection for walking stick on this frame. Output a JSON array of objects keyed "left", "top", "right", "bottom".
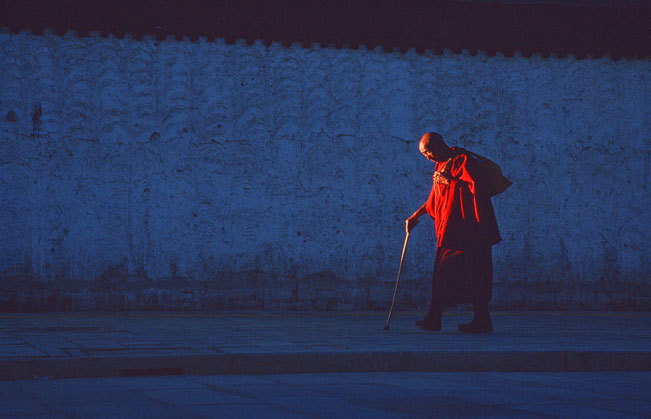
[{"left": 384, "top": 231, "right": 410, "bottom": 330}]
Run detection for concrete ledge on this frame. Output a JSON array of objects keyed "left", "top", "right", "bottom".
[
  {"left": 1, "top": 350, "right": 648, "bottom": 381},
  {"left": 564, "top": 351, "right": 651, "bottom": 372},
  {"left": 2, "top": 312, "right": 649, "bottom": 381}
]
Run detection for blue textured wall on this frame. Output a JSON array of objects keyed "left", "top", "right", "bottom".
[{"left": 1, "top": 30, "right": 649, "bottom": 310}]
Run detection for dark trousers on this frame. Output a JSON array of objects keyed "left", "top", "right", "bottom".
[{"left": 427, "top": 246, "right": 493, "bottom": 320}]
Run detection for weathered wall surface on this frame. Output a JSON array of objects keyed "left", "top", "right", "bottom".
[{"left": 1, "top": 31, "right": 649, "bottom": 311}]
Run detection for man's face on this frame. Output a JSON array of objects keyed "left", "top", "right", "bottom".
[{"left": 419, "top": 140, "right": 445, "bottom": 162}]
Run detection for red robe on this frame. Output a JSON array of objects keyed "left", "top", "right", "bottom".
[{"left": 425, "top": 147, "right": 501, "bottom": 250}]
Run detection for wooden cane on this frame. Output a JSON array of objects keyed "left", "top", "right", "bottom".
[{"left": 384, "top": 231, "right": 410, "bottom": 330}]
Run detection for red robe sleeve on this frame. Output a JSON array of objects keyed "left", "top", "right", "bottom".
[{"left": 426, "top": 149, "right": 501, "bottom": 250}]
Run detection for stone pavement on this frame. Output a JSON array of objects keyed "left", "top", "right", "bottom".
[
  {"left": 2, "top": 372, "right": 650, "bottom": 418},
  {"left": 0, "top": 311, "right": 649, "bottom": 381}
]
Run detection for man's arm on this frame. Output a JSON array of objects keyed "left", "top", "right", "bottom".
[{"left": 405, "top": 202, "right": 427, "bottom": 233}]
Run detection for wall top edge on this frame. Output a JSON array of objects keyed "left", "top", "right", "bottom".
[
  {"left": 0, "top": 0, "right": 649, "bottom": 59},
  {"left": 2, "top": 27, "right": 648, "bottom": 62}
]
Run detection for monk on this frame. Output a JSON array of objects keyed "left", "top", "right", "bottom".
[{"left": 406, "top": 132, "right": 502, "bottom": 333}]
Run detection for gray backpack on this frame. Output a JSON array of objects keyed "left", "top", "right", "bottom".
[{"left": 459, "top": 148, "right": 513, "bottom": 197}]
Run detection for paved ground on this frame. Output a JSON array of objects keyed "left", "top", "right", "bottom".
[
  {"left": 2, "top": 372, "right": 650, "bottom": 418},
  {"left": 0, "top": 311, "right": 649, "bottom": 380}
]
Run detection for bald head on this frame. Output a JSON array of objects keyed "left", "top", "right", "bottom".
[{"left": 419, "top": 132, "right": 451, "bottom": 162}]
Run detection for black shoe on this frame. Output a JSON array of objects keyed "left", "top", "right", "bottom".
[
  {"left": 415, "top": 317, "right": 441, "bottom": 332},
  {"left": 458, "top": 318, "right": 493, "bottom": 334}
]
